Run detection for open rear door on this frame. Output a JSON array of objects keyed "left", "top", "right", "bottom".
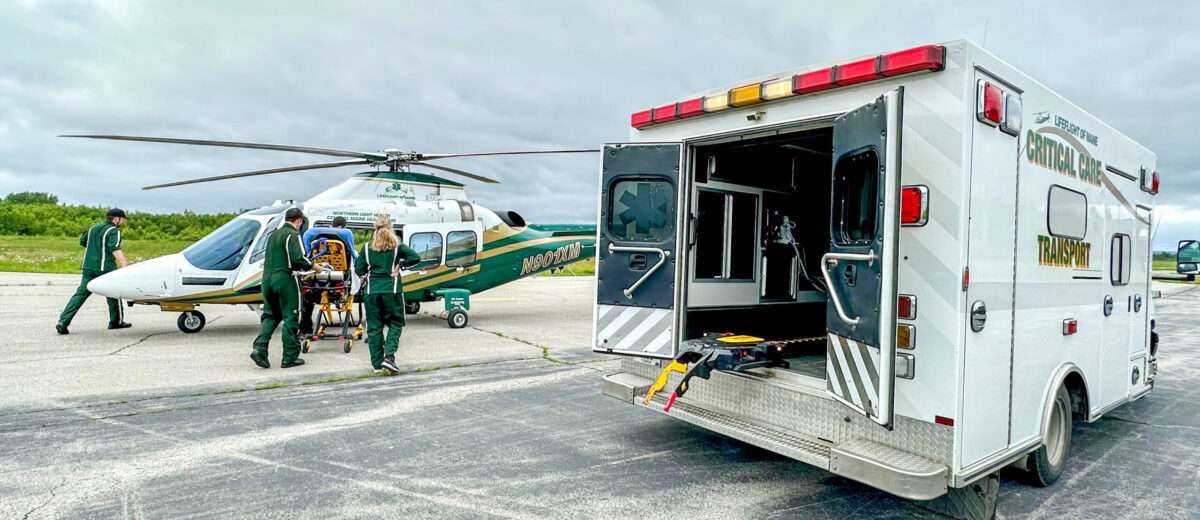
[
  {"left": 823, "top": 89, "right": 904, "bottom": 428},
  {"left": 595, "top": 143, "right": 683, "bottom": 358}
]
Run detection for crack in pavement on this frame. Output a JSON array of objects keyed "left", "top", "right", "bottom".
[
  {"left": 21, "top": 476, "right": 65, "bottom": 520},
  {"left": 109, "top": 316, "right": 223, "bottom": 355},
  {"left": 1105, "top": 414, "right": 1200, "bottom": 433}
]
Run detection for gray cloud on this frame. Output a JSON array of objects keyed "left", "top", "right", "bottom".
[{"left": 1, "top": 1, "right": 1196, "bottom": 249}]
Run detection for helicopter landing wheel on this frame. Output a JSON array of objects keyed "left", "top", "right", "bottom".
[
  {"left": 447, "top": 307, "right": 468, "bottom": 329},
  {"left": 178, "top": 311, "right": 206, "bottom": 333},
  {"left": 405, "top": 301, "right": 420, "bottom": 315}
]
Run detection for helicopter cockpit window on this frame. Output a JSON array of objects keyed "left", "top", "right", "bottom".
[
  {"left": 250, "top": 213, "right": 286, "bottom": 264},
  {"left": 409, "top": 232, "right": 443, "bottom": 270},
  {"left": 183, "top": 218, "right": 262, "bottom": 271},
  {"left": 445, "top": 231, "right": 478, "bottom": 267}
]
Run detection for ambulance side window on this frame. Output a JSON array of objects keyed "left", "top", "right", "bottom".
[
  {"left": 831, "top": 149, "right": 878, "bottom": 245},
  {"left": 409, "top": 232, "right": 443, "bottom": 270},
  {"left": 1110, "top": 234, "right": 1131, "bottom": 285},
  {"left": 1047, "top": 185, "right": 1087, "bottom": 240}
]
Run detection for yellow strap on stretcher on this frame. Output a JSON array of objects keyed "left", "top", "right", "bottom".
[{"left": 643, "top": 360, "right": 688, "bottom": 405}]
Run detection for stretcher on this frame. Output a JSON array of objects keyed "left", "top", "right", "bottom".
[{"left": 299, "top": 234, "right": 363, "bottom": 353}]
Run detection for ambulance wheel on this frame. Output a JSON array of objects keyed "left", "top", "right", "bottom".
[
  {"left": 343, "top": 340, "right": 353, "bottom": 353},
  {"left": 447, "top": 308, "right": 468, "bottom": 329},
  {"left": 405, "top": 301, "right": 420, "bottom": 315},
  {"left": 1027, "top": 385, "right": 1072, "bottom": 486},
  {"left": 302, "top": 340, "right": 310, "bottom": 353},
  {"left": 177, "top": 311, "right": 205, "bottom": 334}
]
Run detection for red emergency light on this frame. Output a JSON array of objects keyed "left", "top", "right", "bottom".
[
  {"left": 879, "top": 45, "right": 945, "bottom": 76},
  {"left": 1063, "top": 319, "right": 1078, "bottom": 336},
  {"left": 834, "top": 58, "right": 880, "bottom": 86},
  {"left": 977, "top": 81, "right": 1003, "bottom": 126},
  {"left": 631, "top": 44, "right": 947, "bottom": 129},
  {"left": 1151, "top": 170, "right": 1160, "bottom": 195},
  {"left": 677, "top": 97, "right": 705, "bottom": 118},
  {"left": 900, "top": 186, "right": 928, "bottom": 226},
  {"left": 897, "top": 295, "right": 916, "bottom": 320},
  {"left": 651, "top": 103, "right": 678, "bottom": 123}
]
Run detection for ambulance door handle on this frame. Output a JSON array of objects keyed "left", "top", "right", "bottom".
[
  {"left": 820, "top": 251, "right": 876, "bottom": 326},
  {"left": 609, "top": 243, "right": 670, "bottom": 299},
  {"left": 970, "top": 301, "right": 987, "bottom": 332}
]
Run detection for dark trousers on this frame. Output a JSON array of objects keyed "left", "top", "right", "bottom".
[
  {"left": 364, "top": 292, "right": 406, "bottom": 369},
  {"left": 58, "top": 269, "right": 121, "bottom": 327},
  {"left": 253, "top": 273, "right": 302, "bottom": 363}
]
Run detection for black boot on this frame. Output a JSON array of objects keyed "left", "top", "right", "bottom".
[
  {"left": 108, "top": 322, "right": 132, "bottom": 330},
  {"left": 250, "top": 349, "right": 270, "bottom": 369},
  {"left": 55, "top": 324, "right": 69, "bottom": 335},
  {"left": 281, "top": 358, "right": 306, "bottom": 369}
]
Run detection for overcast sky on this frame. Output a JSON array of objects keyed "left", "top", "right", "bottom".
[{"left": 1, "top": 1, "right": 1196, "bottom": 249}]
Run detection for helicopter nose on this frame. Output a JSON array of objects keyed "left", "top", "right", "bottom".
[{"left": 88, "top": 254, "right": 178, "bottom": 300}]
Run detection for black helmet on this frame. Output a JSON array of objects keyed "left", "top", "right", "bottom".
[{"left": 106, "top": 208, "right": 127, "bottom": 219}]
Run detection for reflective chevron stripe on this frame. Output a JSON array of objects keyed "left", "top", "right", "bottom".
[
  {"left": 826, "top": 333, "right": 881, "bottom": 417},
  {"left": 595, "top": 304, "right": 673, "bottom": 355}
]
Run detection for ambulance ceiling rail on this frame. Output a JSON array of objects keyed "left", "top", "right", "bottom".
[{"left": 631, "top": 45, "right": 945, "bottom": 130}]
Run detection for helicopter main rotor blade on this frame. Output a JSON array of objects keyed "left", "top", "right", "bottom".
[
  {"left": 411, "top": 161, "right": 500, "bottom": 184},
  {"left": 418, "top": 149, "right": 599, "bottom": 160},
  {"left": 62, "top": 135, "right": 389, "bottom": 161},
  {"left": 142, "top": 159, "right": 370, "bottom": 190}
]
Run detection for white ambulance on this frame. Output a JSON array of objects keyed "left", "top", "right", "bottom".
[{"left": 595, "top": 40, "right": 1159, "bottom": 517}]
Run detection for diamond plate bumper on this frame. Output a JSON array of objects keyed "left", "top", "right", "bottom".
[{"left": 830, "top": 438, "right": 947, "bottom": 500}]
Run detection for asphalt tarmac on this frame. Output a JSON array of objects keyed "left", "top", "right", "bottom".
[{"left": 0, "top": 273, "right": 1196, "bottom": 519}]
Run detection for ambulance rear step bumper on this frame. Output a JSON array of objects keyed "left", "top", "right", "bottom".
[{"left": 602, "top": 371, "right": 948, "bottom": 501}]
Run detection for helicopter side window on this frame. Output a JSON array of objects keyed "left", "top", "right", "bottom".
[
  {"left": 445, "top": 231, "right": 478, "bottom": 267},
  {"left": 250, "top": 213, "right": 286, "bottom": 264},
  {"left": 182, "top": 218, "right": 262, "bottom": 271},
  {"left": 409, "top": 232, "right": 443, "bottom": 270}
]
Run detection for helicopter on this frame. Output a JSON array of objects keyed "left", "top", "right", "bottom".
[{"left": 76, "top": 135, "right": 598, "bottom": 332}]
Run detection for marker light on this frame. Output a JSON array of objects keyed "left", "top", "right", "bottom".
[
  {"left": 1151, "top": 170, "right": 1159, "bottom": 194},
  {"left": 631, "top": 109, "right": 653, "bottom": 129},
  {"left": 729, "top": 84, "right": 764, "bottom": 107},
  {"left": 703, "top": 92, "right": 730, "bottom": 113},
  {"left": 677, "top": 97, "right": 704, "bottom": 118},
  {"left": 1063, "top": 318, "right": 1078, "bottom": 335},
  {"left": 879, "top": 45, "right": 946, "bottom": 76},
  {"left": 897, "top": 294, "right": 917, "bottom": 320},
  {"left": 834, "top": 58, "right": 879, "bottom": 86},
  {"left": 651, "top": 103, "right": 677, "bottom": 123},
  {"left": 793, "top": 67, "right": 835, "bottom": 94},
  {"left": 761, "top": 77, "right": 793, "bottom": 100},
  {"left": 935, "top": 415, "right": 954, "bottom": 427},
  {"left": 900, "top": 186, "right": 929, "bottom": 226},
  {"left": 1001, "top": 93, "right": 1022, "bottom": 135},
  {"left": 897, "top": 324, "right": 915, "bottom": 349},
  {"left": 976, "top": 81, "right": 1003, "bottom": 126}
]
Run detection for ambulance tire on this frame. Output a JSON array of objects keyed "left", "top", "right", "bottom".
[
  {"left": 405, "top": 301, "right": 420, "bottom": 315},
  {"left": 447, "top": 308, "right": 468, "bottom": 329},
  {"left": 1027, "top": 385, "right": 1072, "bottom": 487},
  {"left": 177, "top": 311, "right": 206, "bottom": 334}
]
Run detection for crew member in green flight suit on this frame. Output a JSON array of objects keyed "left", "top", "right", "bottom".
[
  {"left": 56, "top": 208, "right": 132, "bottom": 334},
  {"left": 354, "top": 215, "right": 421, "bottom": 374},
  {"left": 250, "top": 208, "right": 324, "bottom": 369}
]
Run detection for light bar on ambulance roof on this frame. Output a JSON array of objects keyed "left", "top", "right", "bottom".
[{"left": 631, "top": 44, "right": 946, "bottom": 129}]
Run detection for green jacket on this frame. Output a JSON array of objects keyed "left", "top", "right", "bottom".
[
  {"left": 80, "top": 221, "right": 122, "bottom": 272},
  {"left": 354, "top": 242, "right": 421, "bottom": 294},
  {"left": 263, "top": 224, "right": 313, "bottom": 275}
]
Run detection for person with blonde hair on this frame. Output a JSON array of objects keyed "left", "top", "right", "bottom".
[{"left": 353, "top": 215, "right": 421, "bottom": 374}]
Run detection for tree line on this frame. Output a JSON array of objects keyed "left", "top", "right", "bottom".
[{"left": 2, "top": 192, "right": 239, "bottom": 241}]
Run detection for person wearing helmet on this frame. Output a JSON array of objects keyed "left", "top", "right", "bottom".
[
  {"left": 250, "top": 207, "right": 324, "bottom": 369},
  {"left": 56, "top": 208, "right": 131, "bottom": 334}
]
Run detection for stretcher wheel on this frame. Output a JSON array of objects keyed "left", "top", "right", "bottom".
[
  {"left": 343, "top": 340, "right": 353, "bottom": 353},
  {"left": 302, "top": 339, "right": 310, "bottom": 353},
  {"left": 177, "top": 311, "right": 206, "bottom": 333},
  {"left": 447, "top": 307, "right": 468, "bottom": 329}
]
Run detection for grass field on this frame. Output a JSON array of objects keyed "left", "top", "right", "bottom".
[
  {"left": 0, "top": 235, "right": 192, "bottom": 274},
  {"left": 1153, "top": 259, "right": 1176, "bottom": 271},
  {"left": 0, "top": 235, "right": 598, "bottom": 276}
]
